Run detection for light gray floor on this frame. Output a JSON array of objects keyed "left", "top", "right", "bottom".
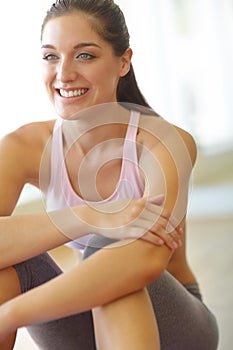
[
  {"left": 14, "top": 184, "right": 233, "bottom": 349},
  {"left": 187, "top": 216, "right": 233, "bottom": 350}
]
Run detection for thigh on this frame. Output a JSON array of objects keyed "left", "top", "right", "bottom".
[
  {"left": 14, "top": 253, "right": 62, "bottom": 292},
  {"left": 83, "top": 235, "right": 219, "bottom": 350},
  {"left": 14, "top": 253, "right": 96, "bottom": 350},
  {"left": 147, "top": 272, "right": 219, "bottom": 350}
]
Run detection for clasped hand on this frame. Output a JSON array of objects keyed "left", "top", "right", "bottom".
[{"left": 85, "top": 194, "right": 183, "bottom": 250}]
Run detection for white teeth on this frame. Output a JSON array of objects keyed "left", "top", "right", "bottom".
[{"left": 59, "top": 88, "right": 88, "bottom": 98}]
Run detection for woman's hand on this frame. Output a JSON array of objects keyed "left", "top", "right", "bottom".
[
  {"left": 78, "top": 195, "right": 183, "bottom": 250},
  {"left": 139, "top": 196, "right": 183, "bottom": 250}
]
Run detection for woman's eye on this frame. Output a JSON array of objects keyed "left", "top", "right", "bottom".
[
  {"left": 77, "top": 53, "right": 95, "bottom": 60},
  {"left": 42, "top": 54, "right": 58, "bottom": 61}
]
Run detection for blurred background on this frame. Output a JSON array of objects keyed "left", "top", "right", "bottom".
[{"left": 0, "top": 0, "right": 232, "bottom": 349}]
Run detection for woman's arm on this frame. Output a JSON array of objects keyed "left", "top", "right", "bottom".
[
  {"left": 0, "top": 193, "right": 179, "bottom": 269},
  {"left": 0, "top": 119, "right": 196, "bottom": 340},
  {"left": 0, "top": 237, "right": 173, "bottom": 341},
  {"left": 0, "top": 122, "right": 53, "bottom": 216},
  {"left": 0, "top": 119, "right": 182, "bottom": 269},
  {"left": 0, "top": 125, "right": 169, "bottom": 268}
]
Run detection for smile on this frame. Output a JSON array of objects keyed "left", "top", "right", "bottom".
[{"left": 59, "top": 88, "right": 88, "bottom": 98}]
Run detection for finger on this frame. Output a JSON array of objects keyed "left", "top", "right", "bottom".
[
  {"left": 132, "top": 217, "right": 182, "bottom": 250},
  {"left": 132, "top": 216, "right": 175, "bottom": 249},
  {"left": 140, "top": 232, "right": 165, "bottom": 246},
  {"left": 140, "top": 230, "right": 180, "bottom": 250},
  {"left": 141, "top": 206, "right": 184, "bottom": 241},
  {"left": 130, "top": 203, "right": 184, "bottom": 248},
  {"left": 150, "top": 224, "right": 181, "bottom": 250},
  {"left": 171, "top": 225, "right": 184, "bottom": 238},
  {"left": 169, "top": 231, "right": 183, "bottom": 248},
  {"left": 132, "top": 211, "right": 174, "bottom": 242},
  {"left": 165, "top": 215, "right": 181, "bottom": 233}
]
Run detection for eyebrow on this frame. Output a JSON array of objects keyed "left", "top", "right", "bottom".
[{"left": 41, "top": 42, "right": 102, "bottom": 50}]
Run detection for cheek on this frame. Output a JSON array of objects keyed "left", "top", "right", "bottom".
[{"left": 96, "top": 63, "right": 120, "bottom": 86}]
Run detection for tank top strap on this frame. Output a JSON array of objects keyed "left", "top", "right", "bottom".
[
  {"left": 119, "top": 110, "right": 144, "bottom": 199},
  {"left": 123, "top": 110, "right": 140, "bottom": 161},
  {"left": 49, "top": 118, "right": 64, "bottom": 189},
  {"left": 125, "top": 110, "right": 140, "bottom": 141}
]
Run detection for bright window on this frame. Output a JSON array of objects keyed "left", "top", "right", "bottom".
[{"left": 120, "top": 0, "right": 233, "bottom": 149}]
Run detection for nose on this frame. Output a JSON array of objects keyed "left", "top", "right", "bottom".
[{"left": 56, "top": 58, "right": 77, "bottom": 83}]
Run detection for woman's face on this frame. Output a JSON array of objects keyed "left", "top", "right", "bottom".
[{"left": 41, "top": 13, "right": 131, "bottom": 119}]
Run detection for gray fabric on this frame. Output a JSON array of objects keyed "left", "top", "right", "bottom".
[
  {"left": 14, "top": 237, "right": 219, "bottom": 350},
  {"left": 14, "top": 253, "right": 96, "bottom": 350}
]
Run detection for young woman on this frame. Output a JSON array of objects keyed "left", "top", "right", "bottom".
[{"left": 0, "top": 0, "right": 218, "bottom": 349}]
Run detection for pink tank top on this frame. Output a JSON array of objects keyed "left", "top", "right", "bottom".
[{"left": 46, "top": 110, "right": 145, "bottom": 249}]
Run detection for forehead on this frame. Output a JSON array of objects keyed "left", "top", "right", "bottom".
[{"left": 42, "top": 13, "right": 103, "bottom": 45}]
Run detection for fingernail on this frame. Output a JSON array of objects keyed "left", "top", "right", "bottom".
[
  {"left": 157, "top": 239, "right": 164, "bottom": 245},
  {"left": 171, "top": 242, "right": 178, "bottom": 249},
  {"left": 179, "top": 227, "right": 183, "bottom": 235}
]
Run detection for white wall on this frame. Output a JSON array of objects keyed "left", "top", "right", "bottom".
[{"left": 1, "top": 0, "right": 232, "bottom": 149}]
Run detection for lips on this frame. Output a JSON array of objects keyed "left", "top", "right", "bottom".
[{"left": 58, "top": 88, "right": 88, "bottom": 98}]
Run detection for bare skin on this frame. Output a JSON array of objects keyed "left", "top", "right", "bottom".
[
  {"left": 0, "top": 13, "right": 197, "bottom": 349},
  {"left": 0, "top": 114, "right": 196, "bottom": 349},
  {"left": 93, "top": 289, "right": 161, "bottom": 350}
]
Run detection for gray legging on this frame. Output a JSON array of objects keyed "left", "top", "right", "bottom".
[{"left": 14, "top": 235, "right": 219, "bottom": 350}]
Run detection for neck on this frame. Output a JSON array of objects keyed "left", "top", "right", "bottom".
[{"left": 61, "top": 104, "right": 130, "bottom": 154}]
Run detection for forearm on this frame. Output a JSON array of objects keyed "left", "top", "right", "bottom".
[
  {"left": 2, "top": 239, "right": 172, "bottom": 332},
  {"left": 0, "top": 205, "right": 90, "bottom": 269},
  {"left": 0, "top": 195, "right": 175, "bottom": 269}
]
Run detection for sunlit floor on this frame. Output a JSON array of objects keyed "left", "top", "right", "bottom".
[{"left": 14, "top": 185, "right": 233, "bottom": 350}]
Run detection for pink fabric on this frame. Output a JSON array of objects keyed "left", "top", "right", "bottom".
[{"left": 46, "top": 110, "right": 144, "bottom": 249}]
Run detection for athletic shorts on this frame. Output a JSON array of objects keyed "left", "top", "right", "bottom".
[{"left": 14, "top": 235, "right": 219, "bottom": 350}]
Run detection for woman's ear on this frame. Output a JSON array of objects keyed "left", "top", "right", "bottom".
[{"left": 119, "top": 48, "right": 133, "bottom": 77}]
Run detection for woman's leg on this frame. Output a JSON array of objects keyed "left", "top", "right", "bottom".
[
  {"left": 13, "top": 253, "right": 96, "bottom": 350},
  {"left": 0, "top": 266, "right": 21, "bottom": 350},
  {"left": 147, "top": 272, "right": 219, "bottom": 350},
  {"left": 93, "top": 288, "right": 160, "bottom": 350},
  {"left": 83, "top": 236, "right": 161, "bottom": 350},
  {"left": 83, "top": 235, "right": 219, "bottom": 350}
]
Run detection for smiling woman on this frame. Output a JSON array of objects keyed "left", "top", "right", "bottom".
[
  {"left": 40, "top": 13, "right": 132, "bottom": 119},
  {"left": 1, "top": 0, "right": 233, "bottom": 150},
  {"left": 0, "top": 1, "right": 218, "bottom": 350}
]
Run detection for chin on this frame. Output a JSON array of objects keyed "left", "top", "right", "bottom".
[{"left": 55, "top": 106, "right": 82, "bottom": 120}]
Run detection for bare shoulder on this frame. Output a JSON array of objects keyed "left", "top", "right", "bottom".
[
  {"left": 174, "top": 124, "right": 197, "bottom": 165},
  {"left": 6, "top": 119, "right": 54, "bottom": 143},
  {"left": 0, "top": 120, "right": 55, "bottom": 185},
  {"left": 138, "top": 114, "right": 197, "bottom": 167},
  {"left": 0, "top": 120, "right": 55, "bottom": 152}
]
